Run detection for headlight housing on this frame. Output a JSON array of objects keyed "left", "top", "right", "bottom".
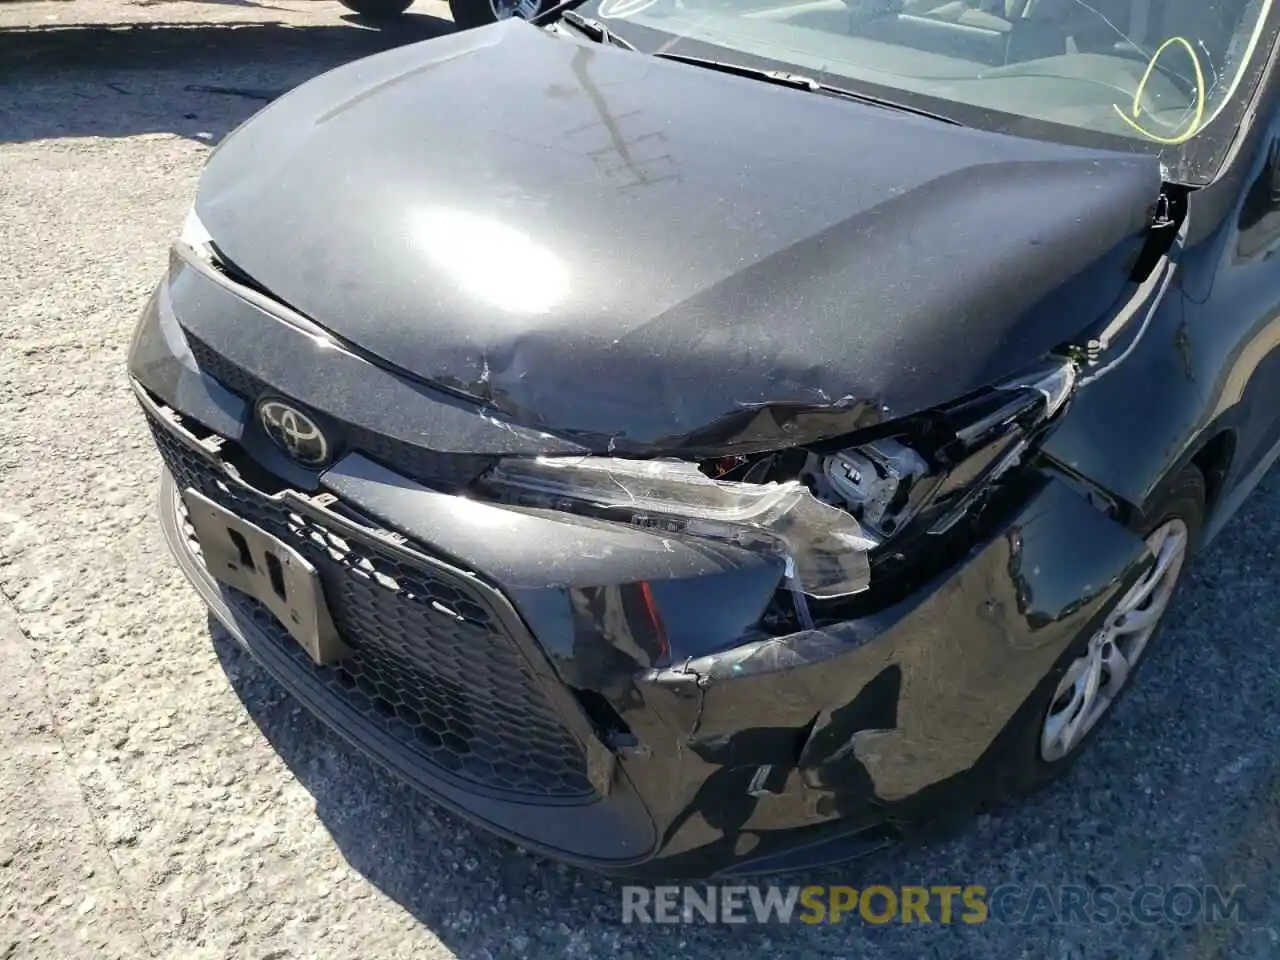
[
  {"left": 474, "top": 355, "right": 1077, "bottom": 604},
  {"left": 478, "top": 455, "right": 876, "bottom": 600}
]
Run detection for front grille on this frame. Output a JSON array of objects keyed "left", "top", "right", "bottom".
[
  {"left": 184, "top": 333, "right": 494, "bottom": 492},
  {"left": 186, "top": 333, "right": 270, "bottom": 402},
  {"left": 148, "top": 415, "right": 594, "bottom": 801}
]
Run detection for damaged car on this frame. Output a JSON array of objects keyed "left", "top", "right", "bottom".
[{"left": 130, "top": 0, "right": 1280, "bottom": 877}]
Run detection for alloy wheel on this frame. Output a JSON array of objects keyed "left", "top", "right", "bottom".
[{"left": 1039, "top": 517, "right": 1189, "bottom": 762}]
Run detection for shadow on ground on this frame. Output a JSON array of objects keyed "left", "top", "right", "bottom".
[
  {"left": 207, "top": 616, "right": 644, "bottom": 957},
  {"left": 208, "top": 469, "right": 1280, "bottom": 957},
  {"left": 0, "top": 16, "right": 452, "bottom": 143}
]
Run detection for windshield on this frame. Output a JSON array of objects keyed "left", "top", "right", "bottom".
[{"left": 584, "top": 0, "right": 1280, "bottom": 183}]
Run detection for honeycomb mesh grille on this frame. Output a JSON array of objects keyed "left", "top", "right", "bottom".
[{"left": 150, "top": 416, "right": 594, "bottom": 800}]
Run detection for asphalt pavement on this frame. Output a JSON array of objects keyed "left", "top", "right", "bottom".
[{"left": 0, "top": 2, "right": 1278, "bottom": 956}]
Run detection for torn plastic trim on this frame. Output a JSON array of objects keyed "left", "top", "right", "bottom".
[
  {"left": 644, "top": 627, "right": 859, "bottom": 688},
  {"left": 477, "top": 456, "right": 875, "bottom": 599}
]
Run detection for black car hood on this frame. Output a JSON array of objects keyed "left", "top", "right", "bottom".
[{"left": 196, "top": 20, "right": 1162, "bottom": 455}]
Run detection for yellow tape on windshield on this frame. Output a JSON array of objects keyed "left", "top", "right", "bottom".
[{"left": 1112, "top": 36, "right": 1206, "bottom": 144}]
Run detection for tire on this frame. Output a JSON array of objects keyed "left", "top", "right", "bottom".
[
  {"left": 448, "top": 0, "right": 543, "bottom": 30},
  {"left": 338, "top": 0, "right": 414, "bottom": 18},
  {"left": 994, "top": 464, "right": 1206, "bottom": 801}
]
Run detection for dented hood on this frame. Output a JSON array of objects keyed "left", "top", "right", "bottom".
[{"left": 196, "top": 20, "right": 1162, "bottom": 454}]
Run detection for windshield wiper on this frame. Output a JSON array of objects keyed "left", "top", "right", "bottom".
[
  {"left": 652, "top": 52, "right": 963, "bottom": 126},
  {"left": 536, "top": 5, "right": 962, "bottom": 126},
  {"left": 533, "top": 0, "right": 590, "bottom": 25},
  {"left": 557, "top": 9, "right": 638, "bottom": 50}
]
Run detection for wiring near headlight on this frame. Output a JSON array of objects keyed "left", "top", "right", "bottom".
[
  {"left": 773, "top": 355, "right": 1078, "bottom": 550},
  {"left": 804, "top": 438, "right": 934, "bottom": 540},
  {"left": 814, "top": 356, "right": 1078, "bottom": 537}
]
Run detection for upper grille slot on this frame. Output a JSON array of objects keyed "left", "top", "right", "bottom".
[{"left": 184, "top": 333, "right": 495, "bottom": 492}]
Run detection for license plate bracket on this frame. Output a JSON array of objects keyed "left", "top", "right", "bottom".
[{"left": 182, "top": 488, "right": 349, "bottom": 665}]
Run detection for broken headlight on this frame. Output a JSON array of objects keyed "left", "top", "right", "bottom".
[
  {"left": 475, "top": 356, "right": 1076, "bottom": 604},
  {"left": 477, "top": 456, "right": 876, "bottom": 600},
  {"left": 799, "top": 356, "right": 1077, "bottom": 543}
]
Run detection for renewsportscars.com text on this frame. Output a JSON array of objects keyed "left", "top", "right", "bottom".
[{"left": 621, "top": 884, "right": 1247, "bottom": 926}]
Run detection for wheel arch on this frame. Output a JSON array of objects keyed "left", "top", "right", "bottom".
[{"left": 1189, "top": 428, "right": 1237, "bottom": 516}]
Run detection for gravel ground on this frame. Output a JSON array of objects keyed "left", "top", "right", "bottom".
[{"left": 1, "top": 3, "right": 1279, "bottom": 957}]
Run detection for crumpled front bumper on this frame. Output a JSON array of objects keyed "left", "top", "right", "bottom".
[
  {"left": 152, "top": 462, "right": 664, "bottom": 865},
  {"left": 130, "top": 261, "right": 1155, "bottom": 878},
  {"left": 627, "top": 477, "right": 1154, "bottom": 875}
]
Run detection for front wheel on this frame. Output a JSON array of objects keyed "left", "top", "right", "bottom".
[
  {"left": 448, "top": 0, "right": 544, "bottom": 29},
  {"left": 338, "top": 0, "right": 415, "bottom": 17},
  {"left": 996, "top": 463, "right": 1206, "bottom": 800}
]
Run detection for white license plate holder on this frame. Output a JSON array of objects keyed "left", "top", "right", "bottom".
[{"left": 182, "top": 488, "right": 348, "bottom": 665}]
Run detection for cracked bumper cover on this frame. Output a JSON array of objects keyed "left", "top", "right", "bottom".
[{"left": 130, "top": 271, "right": 1153, "bottom": 878}]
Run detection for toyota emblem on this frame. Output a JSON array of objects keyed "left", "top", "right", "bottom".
[{"left": 257, "top": 399, "right": 332, "bottom": 467}]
